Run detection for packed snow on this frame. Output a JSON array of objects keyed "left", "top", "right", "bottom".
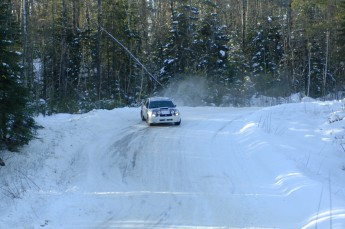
[{"left": 1, "top": 100, "right": 345, "bottom": 228}]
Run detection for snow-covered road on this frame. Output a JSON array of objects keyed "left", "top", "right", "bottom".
[{"left": 1, "top": 103, "right": 345, "bottom": 228}]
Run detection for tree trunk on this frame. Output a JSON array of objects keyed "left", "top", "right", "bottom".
[
  {"left": 307, "top": 44, "right": 311, "bottom": 97},
  {"left": 242, "top": 0, "right": 247, "bottom": 48},
  {"left": 22, "top": 0, "right": 29, "bottom": 86},
  {"left": 20, "top": 0, "right": 33, "bottom": 92},
  {"left": 96, "top": 0, "right": 102, "bottom": 102},
  {"left": 323, "top": 30, "right": 330, "bottom": 96},
  {"left": 59, "top": 0, "right": 68, "bottom": 99}
]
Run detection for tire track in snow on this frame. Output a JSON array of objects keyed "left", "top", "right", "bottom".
[{"left": 110, "top": 126, "right": 149, "bottom": 183}]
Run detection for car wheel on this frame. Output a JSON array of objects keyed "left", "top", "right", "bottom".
[
  {"left": 175, "top": 120, "right": 181, "bottom": 125},
  {"left": 146, "top": 116, "right": 152, "bottom": 126},
  {"left": 141, "top": 111, "right": 146, "bottom": 121}
]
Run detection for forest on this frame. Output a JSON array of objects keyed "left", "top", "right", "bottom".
[{"left": 1, "top": 0, "right": 345, "bottom": 150}]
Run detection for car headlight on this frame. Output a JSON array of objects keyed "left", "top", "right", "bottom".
[
  {"left": 151, "top": 109, "right": 160, "bottom": 117},
  {"left": 170, "top": 109, "right": 180, "bottom": 116}
]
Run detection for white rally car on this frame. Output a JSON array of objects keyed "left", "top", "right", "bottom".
[{"left": 141, "top": 97, "right": 181, "bottom": 126}]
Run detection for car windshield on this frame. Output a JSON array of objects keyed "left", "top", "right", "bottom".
[{"left": 149, "top": 100, "right": 175, "bottom": 108}]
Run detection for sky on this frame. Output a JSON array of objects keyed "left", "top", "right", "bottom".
[{"left": 1, "top": 99, "right": 345, "bottom": 228}]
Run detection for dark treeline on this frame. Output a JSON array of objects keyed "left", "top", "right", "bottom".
[
  {"left": 1, "top": 0, "right": 345, "bottom": 150},
  {"left": 14, "top": 0, "right": 345, "bottom": 111}
]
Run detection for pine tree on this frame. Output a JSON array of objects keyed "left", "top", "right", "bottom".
[
  {"left": 195, "top": 1, "right": 230, "bottom": 105},
  {"left": 160, "top": 0, "right": 200, "bottom": 84},
  {"left": 247, "top": 15, "right": 285, "bottom": 97},
  {"left": 0, "top": 1, "right": 38, "bottom": 152},
  {"left": 227, "top": 33, "right": 253, "bottom": 106},
  {"left": 195, "top": 3, "right": 228, "bottom": 74}
]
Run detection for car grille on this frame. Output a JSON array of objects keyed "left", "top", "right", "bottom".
[{"left": 160, "top": 114, "right": 172, "bottom": 117}]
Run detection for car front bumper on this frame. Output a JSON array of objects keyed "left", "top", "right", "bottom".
[{"left": 147, "top": 114, "right": 181, "bottom": 124}]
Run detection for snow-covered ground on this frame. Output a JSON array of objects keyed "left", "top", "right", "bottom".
[{"left": 1, "top": 101, "right": 345, "bottom": 228}]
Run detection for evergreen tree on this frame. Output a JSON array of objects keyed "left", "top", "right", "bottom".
[
  {"left": 5, "top": 0, "right": 345, "bottom": 108},
  {"left": 195, "top": 1, "right": 230, "bottom": 105},
  {"left": 0, "top": 1, "right": 38, "bottom": 151},
  {"left": 160, "top": 0, "right": 200, "bottom": 84},
  {"left": 195, "top": 1, "right": 229, "bottom": 77},
  {"left": 247, "top": 16, "right": 285, "bottom": 97},
  {"left": 227, "top": 33, "right": 253, "bottom": 106}
]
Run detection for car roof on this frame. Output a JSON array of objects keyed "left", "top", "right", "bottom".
[{"left": 149, "top": 97, "right": 172, "bottom": 102}]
